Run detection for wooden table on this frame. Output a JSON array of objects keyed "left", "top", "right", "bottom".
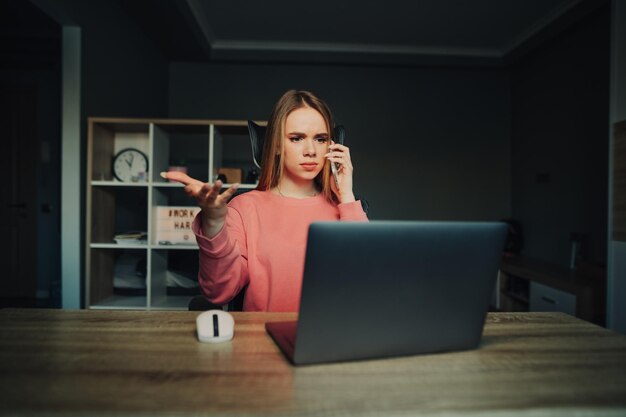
[{"left": 1, "top": 309, "right": 626, "bottom": 416}]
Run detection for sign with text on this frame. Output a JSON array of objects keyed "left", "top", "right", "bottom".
[{"left": 154, "top": 206, "right": 197, "bottom": 244}]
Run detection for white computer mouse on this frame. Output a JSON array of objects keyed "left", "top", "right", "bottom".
[{"left": 196, "top": 310, "right": 235, "bottom": 343}]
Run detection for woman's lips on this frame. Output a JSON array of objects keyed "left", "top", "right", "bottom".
[{"left": 300, "top": 163, "right": 318, "bottom": 171}]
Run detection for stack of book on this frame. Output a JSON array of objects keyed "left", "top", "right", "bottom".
[{"left": 113, "top": 231, "right": 147, "bottom": 245}]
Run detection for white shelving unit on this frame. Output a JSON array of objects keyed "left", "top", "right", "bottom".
[{"left": 85, "top": 118, "right": 260, "bottom": 310}]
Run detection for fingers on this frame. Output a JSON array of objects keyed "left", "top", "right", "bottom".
[
  {"left": 196, "top": 180, "right": 222, "bottom": 202},
  {"left": 325, "top": 144, "right": 353, "bottom": 171},
  {"left": 163, "top": 171, "right": 236, "bottom": 204},
  {"left": 219, "top": 182, "right": 240, "bottom": 203},
  {"left": 194, "top": 180, "right": 240, "bottom": 210},
  {"left": 160, "top": 171, "right": 203, "bottom": 187},
  {"left": 326, "top": 143, "right": 351, "bottom": 160},
  {"left": 165, "top": 168, "right": 240, "bottom": 220}
]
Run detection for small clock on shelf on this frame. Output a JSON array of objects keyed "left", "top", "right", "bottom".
[{"left": 112, "top": 148, "right": 149, "bottom": 182}]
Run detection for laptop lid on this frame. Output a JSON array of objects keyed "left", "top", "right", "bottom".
[{"left": 270, "top": 221, "right": 507, "bottom": 365}]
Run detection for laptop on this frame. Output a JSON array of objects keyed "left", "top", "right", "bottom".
[{"left": 265, "top": 221, "right": 507, "bottom": 365}]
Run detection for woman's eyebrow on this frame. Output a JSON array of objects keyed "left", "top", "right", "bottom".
[{"left": 286, "top": 131, "right": 329, "bottom": 137}]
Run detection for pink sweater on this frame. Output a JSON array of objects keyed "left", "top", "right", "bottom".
[{"left": 192, "top": 190, "right": 368, "bottom": 311}]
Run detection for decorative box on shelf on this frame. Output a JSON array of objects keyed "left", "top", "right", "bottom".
[
  {"left": 217, "top": 167, "right": 243, "bottom": 183},
  {"left": 154, "top": 206, "right": 198, "bottom": 245}
]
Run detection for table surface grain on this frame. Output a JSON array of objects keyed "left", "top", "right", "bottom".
[{"left": 1, "top": 309, "right": 626, "bottom": 417}]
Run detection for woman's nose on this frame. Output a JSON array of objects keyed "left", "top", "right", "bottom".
[{"left": 303, "top": 139, "right": 316, "bottom": 156}]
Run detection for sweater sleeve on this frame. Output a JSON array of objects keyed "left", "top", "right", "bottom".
[
  {"left": 192, "top": 206, "right": 250, "bottom": 305},
  {"left": 338, "top": 200, "right": 369, "bottom": 221}
]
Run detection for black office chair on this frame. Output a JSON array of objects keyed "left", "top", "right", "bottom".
[
  {"left": 188, "top": 288, "right": 246, "bottom": 311},
  {"left": 248, "top": 120, "right": 346, "bottom": 169}
]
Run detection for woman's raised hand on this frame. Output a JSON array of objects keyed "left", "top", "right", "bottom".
[{"left": 160, "top": 171, "right": 239, "bottom": 238}]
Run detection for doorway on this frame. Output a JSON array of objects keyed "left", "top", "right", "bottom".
[{"left": 0, "top": 0, "right": 62, "bottom": 307}]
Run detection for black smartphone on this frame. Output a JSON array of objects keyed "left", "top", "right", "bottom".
[{"left": 331, "top": 125, "right": 345, "bottom": 187}]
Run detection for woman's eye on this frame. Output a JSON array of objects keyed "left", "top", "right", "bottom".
[
  {"left": 289, "top": 136, "right": 303, "bottom": 142},
  {"left": 315, "top": 137, "right": 329, "bottom": 143}
]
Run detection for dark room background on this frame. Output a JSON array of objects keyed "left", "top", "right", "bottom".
[{"left": 1, "top": 0, "right": 612, "bottom": 312}]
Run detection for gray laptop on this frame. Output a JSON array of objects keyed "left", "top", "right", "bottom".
[{"left": 265, "top": 221, "right": 507, "bottom": 365}]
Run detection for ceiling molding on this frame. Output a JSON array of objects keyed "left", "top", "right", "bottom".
[
  {"left": 211, "top": 40, "right": 502, "bottom": 59},
  {"left": 209, "top": 43, "right": 505, "bottom": 68}
]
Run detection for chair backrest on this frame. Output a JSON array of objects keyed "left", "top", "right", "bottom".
[
  {"left": 188, "top": 288, "right": 246, "bottom": 311},
  {"left": 188, "top": 295, "right": 220, "bottom": 311}
]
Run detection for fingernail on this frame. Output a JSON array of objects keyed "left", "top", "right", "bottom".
[{"left": 159, "top": 172, "right": 167, "bottom": 179}]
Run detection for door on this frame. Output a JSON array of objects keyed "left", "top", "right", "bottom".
[{"left": 0, "top": 86, "right": 38, "bottom": 299}]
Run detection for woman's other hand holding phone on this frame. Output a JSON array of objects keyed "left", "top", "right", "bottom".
[
  {"left": 325, "top": 141, "right": 356, "bottom": 204},
  {"left": 160, "top": 171, "right": 239, "bottom": 238}
]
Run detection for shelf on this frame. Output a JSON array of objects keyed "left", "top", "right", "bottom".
[
  {"left": 90, "top": 243, "right": 148, "bottom": 249},
  {"left": 149, "top": 295, "right": 194, "bottom": 310},
  {"left": 150, "top": 182, "right": 257, "bottom": 189},
  {"left": 89, "top": 295, "right": 147, "bottom": 310},
  {"left": 90, "top": 295, "right": 195, "bottom": 310},
  {"left": 86, "top": 118, "right": 260, "bottom": 310},
  {"left": 152, "top": 182, "right": 185, "bottom": 187},
  {"left": 90, "top": 243, "right": 199, "bottom": 250},
  {"left": 91, "top": 181, "right": 149, "bottom": 187},
  {"left": 152, "top": 244, "right": 198, "bottom": 250},
  {"left": 231, "top": 183, "right": 257, "bottom": 189}
]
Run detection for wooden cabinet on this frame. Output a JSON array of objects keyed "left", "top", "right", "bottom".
[
  {"left": 85, "top": 118, "right": 259, "bottom": 309},
  {"left": 529, "top": 282, "right": 576, "bottom": 316},
  {"left": 498, "top": 256, "right": 606, "bottom": 325}
]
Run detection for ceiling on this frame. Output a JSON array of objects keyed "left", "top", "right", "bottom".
[
  {"left": 1, "top": 0, "right": 61, "bottom": 69},
  {"left": 122, "top": 0, "right": 602, "bottom": 66}
]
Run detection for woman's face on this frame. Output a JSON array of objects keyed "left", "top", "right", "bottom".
[{"left": 281, "top": 106, "right": 330, "bottom": 184}]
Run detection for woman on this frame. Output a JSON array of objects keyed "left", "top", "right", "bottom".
[{"left": 162, "top": 90, "right": 368, "bottom": 311}]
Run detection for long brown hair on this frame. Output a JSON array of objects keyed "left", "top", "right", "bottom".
[{"left": 256, "top": 90, "right": 337, "bottom": 203}]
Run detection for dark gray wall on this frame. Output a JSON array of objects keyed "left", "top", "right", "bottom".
[
  {"left": 169, "top": 63, "right": 512, "bottom": 221},
  {"left": 511, "top": 5, "right": 610, "bottom": 267}
]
